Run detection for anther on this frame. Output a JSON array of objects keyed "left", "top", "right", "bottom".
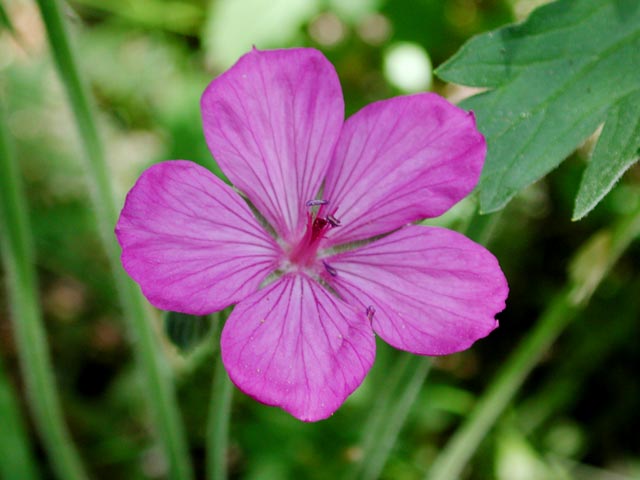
[
  {"left": 326, "top": 214, "right": 341, "bottom": 227},
  {"left": 306, "top": 199, "right": 328, "bottom": 207},
  {"left": 366, "top": 305, "right": 376, "bottom": 321},
  {"left": 322, "top": 260, "right": 337, "bottom": 277}
]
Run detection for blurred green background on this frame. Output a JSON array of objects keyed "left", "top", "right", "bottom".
[{"left": 1, "top": 0, "right": 639, "bottom": 479}]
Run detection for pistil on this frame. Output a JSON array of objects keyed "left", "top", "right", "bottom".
[{"left": 287, "top": 202, "right": 340, "bottom": 267}]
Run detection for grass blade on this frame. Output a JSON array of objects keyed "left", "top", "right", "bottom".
[
  {"left": 0, "top": 357, "right": 40, "bottom": 480},
  {"left": 0, "top": 103, "right": 86, "bottom": 479},
  {"left": 33, "top": 1, "right": 193, "bottom": 478},
  {"left": 0, "top": 1, "right": 16, "bottom": 35}
]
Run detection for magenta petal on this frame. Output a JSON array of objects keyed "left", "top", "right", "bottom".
[
  {"left": 115, "top": 161, "right": 281, "bottom": 315},
  {"left": 201, "top": 47, "right": 344, "bottom": 243},
  {"left": 325, "top": 226, "right": 507, "bottom": 355},
  {"left": 322, "top": 93, "right": 486, "bottom": 246},
  {"left": 221, "top": 274, "right": 375, "bottom": 421}
]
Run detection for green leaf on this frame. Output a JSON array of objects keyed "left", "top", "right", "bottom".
[
  {"left": 436, "top": 0, "right": 640, "bottom": 214},
  {"left": 573, "top": 90, "right": 640, "bottom": 220},
  {"left": 164, "top": 312, "right": 213, "bottom": 353}
]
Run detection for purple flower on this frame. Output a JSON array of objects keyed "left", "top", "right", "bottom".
[{"left": 116, "top": 48, "right": 508, "bottom": 421}]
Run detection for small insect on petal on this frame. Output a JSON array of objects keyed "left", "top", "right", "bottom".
[{"left": 323, "top": 260, "right": 338, "bottom": 277}]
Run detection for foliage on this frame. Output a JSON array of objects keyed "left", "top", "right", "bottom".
[{"left": 437, "top": 0, "right": 640, "bottom": 217}]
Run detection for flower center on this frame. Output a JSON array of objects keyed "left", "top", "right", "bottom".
[{"left": 287, "top": 201, "right": 340, "bottom": 268}]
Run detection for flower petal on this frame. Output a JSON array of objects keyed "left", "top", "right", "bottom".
[
  {"left": 116, "top": 160, "right": 281, "bottom": 315},
  {"left": 221, "top": 273, "right": 375, "bottom": 421},
  {"left": 201, "top": 47, "right": 344, "bottom": 243},
  {"left": 324, "top": 226, "right": 507, "bottom": 355},
  {"left": 322, "top": 93, "right": 485, "bottom": 245}
]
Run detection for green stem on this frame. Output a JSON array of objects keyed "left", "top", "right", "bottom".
[
  {"left": 0, "top": 104, "right": 85, "bottom": 479},
  {"left": 206, "top": 325, "right": 234, "bottom": 480},
  {"left": 356, "top": 356, "right": 431, "bottom": 480},
  {"left": 464, "top": 206, "right": 501, "bottom": 245},
  {"left": 354, "top": 352, "right": 414, "bottom": 472},
  {"left": 518, "top": 287, "right": 639, "bottom": 435},
  {"left": 427, "top": 205, "right": 640, "bottom": 480},
  {"left": 34, "top": 2, "right": 193, "bottom": 478},
  {"left": 428, "top": 290, "right": 576, "bottom": 480},
  {"left": 0, "top": 357, "right": 41, "bottom": 480}
]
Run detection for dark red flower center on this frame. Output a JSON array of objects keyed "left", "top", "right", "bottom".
[{"left": 287, "top": 202, "right": 340, "bottom": 268}]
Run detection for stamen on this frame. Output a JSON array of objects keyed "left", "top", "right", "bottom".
[
  {"left": 322, "top": 260, "right": 337, "bottom": 277},
  {"left": 326, "top": 214, "right": 341, "bottom": 227},
  {"left": 366, "top": 305, "right": 376, "bottom": 321},
  {"left": 306, "top": 199, "right": 328, "bottom": 207}
]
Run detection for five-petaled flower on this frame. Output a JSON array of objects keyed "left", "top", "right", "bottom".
[{"left": 116, "top": 47, "right": 508, "bottom": 421}]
